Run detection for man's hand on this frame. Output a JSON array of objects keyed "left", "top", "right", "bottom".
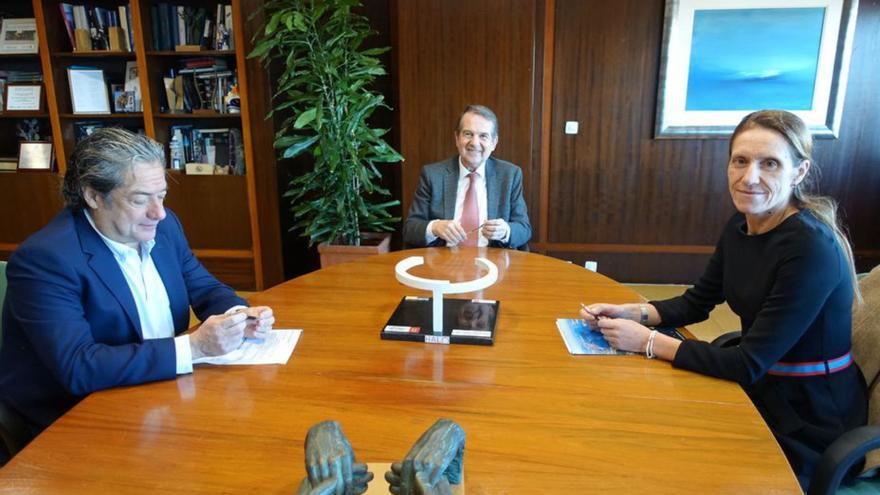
[
  {"left": 480, "top": 219, "right": 509, "bottom": 241},
  {"left": 189, "top": 312, "right": 247, "bottom": 359},
  {"left": 236, "top": 306, "right": 275, "bottom": 340},
  {"left": 431, "top": 220, "right": 468, "bottom": 246}
]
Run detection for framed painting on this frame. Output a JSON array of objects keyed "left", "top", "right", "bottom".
[{"left": 654, "top": 0, "right": 859, "bottom": 138}]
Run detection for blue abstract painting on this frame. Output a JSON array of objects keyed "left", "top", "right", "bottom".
[{"left": 685, "top": 8, "right": 826, "bottom": 111}]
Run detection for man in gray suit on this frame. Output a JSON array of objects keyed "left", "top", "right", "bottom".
[{"left": 402, "top": 105, "right": 532, "bottom": 250}]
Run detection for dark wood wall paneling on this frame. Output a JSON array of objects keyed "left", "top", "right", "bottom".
[
  {"left": 0, "top": 174, "right": 64, "bottom": 251},
  {"left": 546, "top": 0, "right": 731, "bottom": 282},
  {"left": 814, "top": 0, "right": 880, "bottom": 269},
  {"left": 164, "top": 175, "right": 252, "bottom": 250},
  {"left": 395, "top": 0, "right": 539, "bottom": 219},
  {"left": 395, "top": 0, "right": 880, "bottom": 283}
]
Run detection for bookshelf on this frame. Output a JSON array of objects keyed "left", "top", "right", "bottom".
[{"left": 0, "top": 0, "right": 283, "bottom": 291}]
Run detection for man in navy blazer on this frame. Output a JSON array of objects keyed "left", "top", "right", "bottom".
[
  {"left": 403, "top": 105, "right": 531, "bottom": 250},
  {"left": 0, "top": 129, "right": 274, "bottom": 440}
]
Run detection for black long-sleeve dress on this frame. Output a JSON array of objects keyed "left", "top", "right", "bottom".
[{"left": 652, "top": 211, "right": 867, "bottom": 490}]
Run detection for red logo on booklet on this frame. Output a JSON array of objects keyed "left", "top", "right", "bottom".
[{"left": 409, "top": 327, "right": 421, "bottom": 333}]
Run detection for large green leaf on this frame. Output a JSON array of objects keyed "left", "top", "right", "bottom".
[
  {"left": 281, "top": 134, "right": 319, "bottom": 158},
  {"left": 292, "top": 12, "right": 307, "bottom": 31},
  {"left": 293, "top": 107, "right": 318, "bottom": 129}
]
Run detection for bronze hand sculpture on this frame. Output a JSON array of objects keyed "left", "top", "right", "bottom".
[
  {"left": 298, "top": 420, "right": 373, "bottom": 495},
  {"left": 384, "top": 419, "right": 465, "bottom": 495}
]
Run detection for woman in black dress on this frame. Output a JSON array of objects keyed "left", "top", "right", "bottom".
[{"left": 582, "top": 110, "right": 867, "bottom": 490}]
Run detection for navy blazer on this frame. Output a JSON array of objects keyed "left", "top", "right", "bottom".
[
  {"left": 0, "top": 208, "right": 245, "bottom": 431},
  {"left": 402, "top": 157, "right": 532, "bottom": 250}
]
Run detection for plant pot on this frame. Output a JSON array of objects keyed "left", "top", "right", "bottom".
[{"left": 317, "top": 233, "right": 391, "bottom": 268}]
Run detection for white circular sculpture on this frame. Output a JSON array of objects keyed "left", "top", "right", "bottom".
[{"left": 394, "top": 256, "right": 498, "bottom": 336}]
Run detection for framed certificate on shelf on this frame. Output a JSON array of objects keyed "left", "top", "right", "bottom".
[
  {"left": 18, "top": 141, "right": 53, "bottom": 171},
  {"left": 68, "top": 68, "right": 110, "bottom": 114},
  {"left": 0, "top": 18, "right": 38, "bottom": 54},
  {"left": 4, "top": 84, "right": 43, "bottom": 112}
]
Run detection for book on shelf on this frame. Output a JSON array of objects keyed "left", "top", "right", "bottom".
[
  {"left": 151, "top": 3, "right": 233, "bottom": 51},
  {"left": 87, "top": 6, "right": 107, "bottom": 50},
  {"left": 122, "top": 6, "right": 134, "bottom": 51},
  {"left": 225, "top": 5, "right": 234, "bottom": 50},
  {"left": 59, "top": 4, "right": 76, "bottom": 49},
  {"left": 61, "top": 3, "right": 133, "bottom": 52},
  {"left": 2, "top": 71, "right": 42, "bottom": 84},
  {"left": 0, "top": 156, "right": 17, "bottom": 172}
]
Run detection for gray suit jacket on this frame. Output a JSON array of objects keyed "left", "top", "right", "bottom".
[{"left": 402, "top": 157, "right": 531, "bottom": 250}]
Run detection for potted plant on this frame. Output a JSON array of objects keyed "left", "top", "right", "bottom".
[{"left": 250, "top": 0, "right": 403, "bottom": 267}]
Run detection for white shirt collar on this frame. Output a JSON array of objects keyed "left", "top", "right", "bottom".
[
  {"left": 83, "top": 209, "right": 156, "bottom": 260},
  {"left": 458, "top": 157, "right": 487, "bottom": 178}
]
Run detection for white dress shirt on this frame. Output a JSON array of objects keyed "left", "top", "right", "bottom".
[
  {"left": 84, "top": 211, "right": 193, "bottom": 374},
  {"left": 425, "top": 158, "right": 510, "bottom": 246}
]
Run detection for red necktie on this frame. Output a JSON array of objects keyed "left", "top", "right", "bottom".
[{"left": 460, "top": 172, "right": 479, "bottom": 246}]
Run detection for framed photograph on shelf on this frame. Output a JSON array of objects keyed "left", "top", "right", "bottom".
[
  {"left": 17, "top": 141, "right": 53, "bottom": 171},
  {"left": 68, "top": 68, "right": 111, "bottom": 114},
  {"left": 4, "top": 83, "right": 43, "bottom": 112},
  {"left": 124, "top": 61, "right": 142, "bottom": 111},
  {"left": 112, "top": 87, "right": 136, "bottom": 113},
  {"left": 0, "top": 18, "right": 39, "bottom": 54},
  {"left": 654, "top": 0, "right": 859, "bottom": 138}
]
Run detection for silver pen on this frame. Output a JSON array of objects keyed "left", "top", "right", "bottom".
[
  {"left": 466, "top": 222, "right": 486, "bottom": 234},
  {"left": 580, "top": 302, "right": 603, "bottom": 321}
]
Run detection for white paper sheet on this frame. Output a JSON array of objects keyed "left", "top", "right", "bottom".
[{"left": 192, "top": 329, "right": 302, "bottom": 366}]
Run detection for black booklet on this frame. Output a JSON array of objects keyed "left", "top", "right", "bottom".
[{"left": 381, "top": 296, "right": 500, "bottom": 346}]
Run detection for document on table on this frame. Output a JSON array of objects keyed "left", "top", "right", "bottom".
[{"left": 193, "top": 329, "right": 302, "bottom": 365}]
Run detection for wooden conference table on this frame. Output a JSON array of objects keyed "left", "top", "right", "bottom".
[{"left": 0, "top": 248, "right": 801, "bottom": 493}]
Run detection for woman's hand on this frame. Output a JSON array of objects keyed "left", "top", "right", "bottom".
[
  {"left": 595, "top": 318, "right": 651, "bottom": 353},
  {"left": 579, "top": 303, "right": 640, "bottom": 327}
]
